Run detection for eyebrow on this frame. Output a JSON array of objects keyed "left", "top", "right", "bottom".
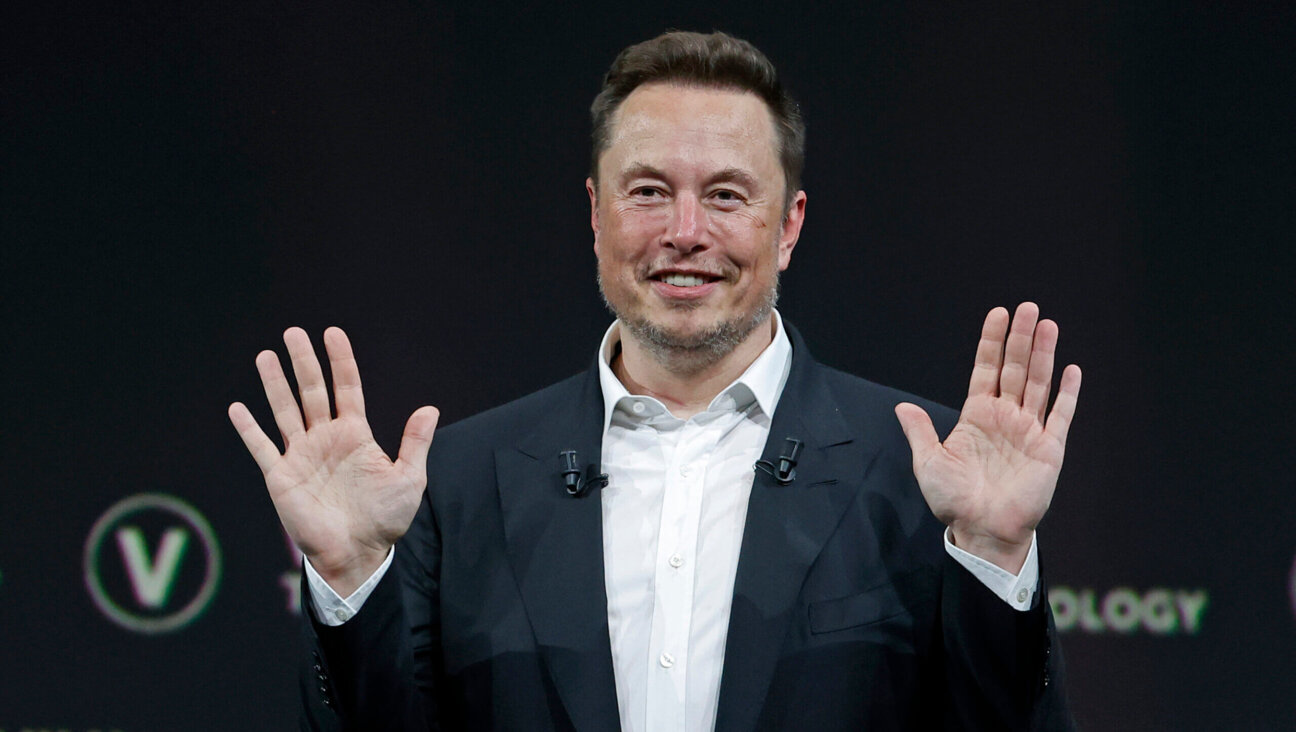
[
  {"left": 708, "top": 167, "right": 761, "bottom": 191},
  {"left": 619, "top": 163, "right": 762, "bottom": 191},
  {"left": 619, "top": 163, "right": 668, "bottom": 185}
]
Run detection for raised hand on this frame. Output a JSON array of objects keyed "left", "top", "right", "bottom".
[
  {"left": 228, "top": 327, "right": 439, "bottom": 596},
  {"left": 894, "top": 303, "right": 1081, "bottom": 573}
]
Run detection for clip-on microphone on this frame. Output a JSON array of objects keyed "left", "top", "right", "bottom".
[
  {"left": 755, "top": 437, "right": 803, "bottom": 485},
  {"left": 560, "top": 449, "right": 610, "bottom": 497}
]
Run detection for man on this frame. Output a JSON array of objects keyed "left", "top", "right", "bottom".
[{"left": 229, "top": 31, "right": 1080, "bottom": 730}]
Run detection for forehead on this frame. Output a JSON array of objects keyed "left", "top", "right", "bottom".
[{"left": 601, "top": 82, "right": 780, "bottom": 178}]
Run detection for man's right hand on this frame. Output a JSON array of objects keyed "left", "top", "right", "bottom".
[{"left": 228, "top": 327, "right": 439, "bottom": 597}]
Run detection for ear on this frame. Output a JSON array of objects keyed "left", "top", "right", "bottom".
[
  {"left": 586, "top": 178, "right": 600, "bottom": 253},
  {"left": 777, "top": 190, "right": 807, "bottom": 271}
]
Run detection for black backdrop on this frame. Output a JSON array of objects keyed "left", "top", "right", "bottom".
[{"left": 3, "top": 2, "right": 1294, "bottom": 730}]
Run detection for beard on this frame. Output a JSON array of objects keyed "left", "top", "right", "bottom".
[{"left": 598, "top": 270, "right": 780, "bottom": 376}]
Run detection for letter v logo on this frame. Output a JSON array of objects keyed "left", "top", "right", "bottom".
[
  {"left": 85, "top": 493, "right": 222, "bottom": 634},
  {"left": 116, "top": 526, "right": 190, "bottom": 608}
]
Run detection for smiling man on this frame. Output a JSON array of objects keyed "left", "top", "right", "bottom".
[
  {"left": 231, "top": 31, "right": 1080, "bottom": 730},
  {"left": 590, "top": 80, "right": 804, "bottom": 414}
]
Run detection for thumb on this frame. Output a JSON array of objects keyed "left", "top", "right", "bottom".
[
  {"left": 894, "top": 402, "right": 940, "bottom": 464},
  {"left": 395, "top": 405, "right": 441, "bottom": 479}
]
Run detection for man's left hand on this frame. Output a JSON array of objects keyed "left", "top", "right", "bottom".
[{"left": 895, "top": 302, "right": 1082, "bottom": 573}]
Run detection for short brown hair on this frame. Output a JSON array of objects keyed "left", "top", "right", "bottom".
[{"left": 589, "top": 31, "right": 805, "bottom": 206}]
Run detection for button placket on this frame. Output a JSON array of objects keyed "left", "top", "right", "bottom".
[{"left": 645, "top": 420, "right": 711, "bottom": 731}]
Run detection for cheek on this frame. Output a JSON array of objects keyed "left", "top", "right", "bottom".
[
  {"left": 615, "top": 209, "right": 670, "bottom": 241},
  {"left": 601, "top": 214, "right": 660, "bottom": 261},
  {"left": 712, "top": 211, "right": 774, "bottom": 249},
  {"left": 731, "top": 208, "right": 773, "bottom": 230},
  {"left": 777, "top": 246, "right": 793, "bottom": 271},
  {"left": 595, "top": 240, "right": 639, "bottom": 286}
]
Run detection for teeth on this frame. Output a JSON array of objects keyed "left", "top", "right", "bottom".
[{"left": 663, "top": 274, "right": 707, "bottom": 287}]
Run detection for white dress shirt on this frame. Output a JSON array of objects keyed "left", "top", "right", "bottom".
[{"left": 304, "top": 310, "right": 1040, "bottom": 731}]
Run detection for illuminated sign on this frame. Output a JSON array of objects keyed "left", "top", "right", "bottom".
[
  {"left": 83, "top": 493, "right": 222, "bottom": 634},
  {"left": 1049, "top": 586, "right": 1208, "bottom": 635}
]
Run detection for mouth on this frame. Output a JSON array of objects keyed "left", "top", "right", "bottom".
[
  {"left": 650, "top": 271, "right": 724, "bottom": 287},
  {"left": 647, "top": 270, "right": 725, "bottom": 301}
]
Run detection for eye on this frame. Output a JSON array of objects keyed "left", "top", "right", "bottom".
[
  {"left": 710, "top": 189, "right": 745, "bottom": 206},
  {"left": 631, "top": 186, "right": 664, "bottom": 198}
]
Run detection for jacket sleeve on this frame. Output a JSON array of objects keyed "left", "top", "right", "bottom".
[
  {"left": 938, "top": 551, "right": 1075, "bottom": 731},
  {"left": 298, "top": 492, "right": 443, "bottom": 731}
]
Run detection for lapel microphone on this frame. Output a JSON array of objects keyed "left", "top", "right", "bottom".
[
  {"left": 560, "top": 449, "right": 610, "bottom": 497},
  {"left": 755, "top": 437, "right": 803, "bottom": 486}
]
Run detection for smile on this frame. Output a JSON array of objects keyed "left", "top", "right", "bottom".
[
  {"left": 662, "top": 273, "right": 711, "bottom": 287},
  {"left": 649, "top": 270, "right": 724, "bottom": 287},
  {"left": 648, "top": 271, "right": 724, "bottom": 301}
]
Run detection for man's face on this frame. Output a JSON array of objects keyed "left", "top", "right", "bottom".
[{"left": 588, "top": 82, "right": 806, "bottom": 363}]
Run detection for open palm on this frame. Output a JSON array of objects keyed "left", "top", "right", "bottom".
[
  {"left": 895, "top": 303, "right": 1081, "bottom": 572},
  {"left": 228, "top": 327, "right": 439, "bottom": 595}
]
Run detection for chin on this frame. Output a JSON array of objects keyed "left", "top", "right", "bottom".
[
  {"left": 645, "top": 319, "right": 727, "bottom": 349},
  {"left": 600, "top": 271, "right": 780, "bottom": 363},
  {"left": 631, "top": 304, "right": 773, "bottom": 358}
]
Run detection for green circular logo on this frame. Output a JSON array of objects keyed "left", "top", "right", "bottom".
[{"left": 83, "top": 493, "right": 222, "bottom": 634}]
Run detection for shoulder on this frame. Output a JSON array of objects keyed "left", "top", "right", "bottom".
[{"left": 421, "top": 371, "right": 591, "bottom": 500}]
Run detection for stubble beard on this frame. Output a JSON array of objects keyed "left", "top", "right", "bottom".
[{"left": 598, "top": 271, "right": 780, "bottom": 377}]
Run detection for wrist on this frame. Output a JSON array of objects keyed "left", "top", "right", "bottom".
[
  {"left": 310, "top": 544, "right": 391, "bottom": 598},
  {"left": 948, "top": 528, "right": 1031, "bottom": 575}
]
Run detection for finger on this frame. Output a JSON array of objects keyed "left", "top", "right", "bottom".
[
  {"left": 998, "top": 302, "right": 1040, "bottom": 405},
  {"left": 324, "top": 327, "right": 366, "bottom": 419},
  {"left": 228, "top": 402, "right": 282, "bottom": 475},
  {"left": 1044, "top": 364, "right": 1082, "bottom": 443},
  {"left": 1022, "top": 319, "right": 1058, "bottom": 422},
  {"left": 395, "top": 406, "right": 441, "bottom": 481},
  {"left": 894, "top": 403, "right": 940, "bottom": 468},
  {"left": 968, "top": 307, "right": 1010, "bottom": 399},
  {"left": 284, "top": 327, "right": 332, "bottom": 428},
  {"left": 256, "top": 349, "right": 305, "bottom": 443}
]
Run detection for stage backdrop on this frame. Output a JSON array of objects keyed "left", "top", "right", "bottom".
[{"left": 3, "top": 2, "right": 1293, "bottom": 730}]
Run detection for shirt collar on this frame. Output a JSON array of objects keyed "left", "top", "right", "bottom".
[{"left": 596, "top": 310, "right": 794, "bottom": 435}]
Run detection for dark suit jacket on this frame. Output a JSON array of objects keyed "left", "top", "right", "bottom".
[{"left": 301, "top": 325, "right": 1074, "bottom": 731}]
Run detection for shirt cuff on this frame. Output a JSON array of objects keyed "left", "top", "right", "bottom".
[
  {"left": 302, "top": 548, "right": 395, "bottom": 626},
  {"left": 943, "top": 528, "right": 1039, "bottom": 611}
]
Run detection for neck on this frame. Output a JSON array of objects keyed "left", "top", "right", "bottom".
[{"left": 612, "top": 316, "right": 776, "bottom": 419}]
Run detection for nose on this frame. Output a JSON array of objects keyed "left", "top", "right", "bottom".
[{"left": 664, "top": 193, "right": 707, "bottom": 254}]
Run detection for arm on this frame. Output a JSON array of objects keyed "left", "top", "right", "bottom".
[
  {"left": 299, "top": 496, "right": 442, "bottom": 731},
  {"left": 937, "top": 549, "right": 1072, "bottom": 730},
  {"left": 895, "top": 303, "right": 1081, "bottom": 728},
  {"left": 894, "top": 302, "right": 1080, "bottom": 577},
  {"left": 228, "top": 327, "right": 440, "bottom": 727}
]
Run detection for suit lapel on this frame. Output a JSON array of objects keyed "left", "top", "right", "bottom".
[
  {"left": 496, "top": 365, "right": 621, "bottom": 731},
  {"left": 715, "top": 326, "right": 881, "bottom": 732}
]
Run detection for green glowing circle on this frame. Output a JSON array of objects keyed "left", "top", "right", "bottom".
[{"left": 83, "top": 493, "right": 222, "bottom": 634}]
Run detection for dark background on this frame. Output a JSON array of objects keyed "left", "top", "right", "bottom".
[{"left": 2, "top": 2, "right": 1293, "bottom": 730}]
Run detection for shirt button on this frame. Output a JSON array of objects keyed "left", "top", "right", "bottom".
[
  {"left": 659, "top": 652, "right": 675, "bottom": 669},
  {"left": 1016, "top": 589, "right": 1029, "bottom": 604},
  {"left": 334, "top": 608, "right": 352, "bottom": 622},
  {"left": 668, "top": 554, "right": 684, "bottom": 568},
  {"left": 631, "top": 402, "right": 646, "bottom": 414}
]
